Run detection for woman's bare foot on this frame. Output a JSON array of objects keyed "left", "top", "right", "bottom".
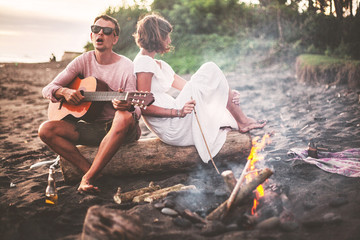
[
  {"left": 77, "top": 177, "right": 99, "bottom": 194},
  {"left": 238, "top": 119, "right": 267, "bottom": 133}
]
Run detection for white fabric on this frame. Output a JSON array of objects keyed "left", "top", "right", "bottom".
[{"left": 133, "top": 53, "right": 237, "bottom": 163}]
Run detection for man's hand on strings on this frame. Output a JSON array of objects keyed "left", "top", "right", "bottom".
[{"left": 112, "top": 88, "right": 133, "bottom": 111}]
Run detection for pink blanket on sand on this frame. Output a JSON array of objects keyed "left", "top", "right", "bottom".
[{"left": 287, "top": 148, "right": 360, "bottom": 177}]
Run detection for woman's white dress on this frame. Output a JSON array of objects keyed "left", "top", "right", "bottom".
[{"left": 133, "top": 53, "right": 237, "bottom": 163}]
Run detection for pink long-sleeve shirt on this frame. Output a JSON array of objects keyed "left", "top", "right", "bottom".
[{"left": 42, "top": 51, "right": 140, "bottom": 121}]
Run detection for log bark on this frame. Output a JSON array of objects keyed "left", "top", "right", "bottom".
[
  {"left": 206, "top": 168, "right": 273, "bottom": 221},
  {"left": 81, "top": 205, "right": 143, "bottom": 240},
  {"left": 60, "top": 131, "right": 252, "bottom": 183}
]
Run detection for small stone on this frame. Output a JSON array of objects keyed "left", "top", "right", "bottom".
[
  {"left": 323, "top": 212, "right": 342, "bottom": 224},
  {"left": 161, "top": 207, "right": 178, "bottom": 216},
  {"left": 153, "top": 202, "right": 165, "bottom": 209}
]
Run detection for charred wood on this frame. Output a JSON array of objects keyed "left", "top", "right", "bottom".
[{"left": 206, "top": 168, "right": 273, "bottom": 221}]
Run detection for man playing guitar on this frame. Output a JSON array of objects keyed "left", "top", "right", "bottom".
[{"left": 39, "top": 15, "right": 140, "bottom": 193}]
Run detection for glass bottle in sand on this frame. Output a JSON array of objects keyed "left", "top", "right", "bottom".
[{"left": 45, "top": 167, "right": 58, "bottom": 205}]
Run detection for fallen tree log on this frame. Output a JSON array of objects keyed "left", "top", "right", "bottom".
[{"left": 60, "top": 131, "right": 251, "bottom": 183}]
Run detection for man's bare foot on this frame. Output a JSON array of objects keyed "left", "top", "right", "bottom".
[
  {"left": 238, "top": 119, "right": 267, "bottom": 133},
  {"left": 77, "top": 177, "right": 99, "bottom": 194}
]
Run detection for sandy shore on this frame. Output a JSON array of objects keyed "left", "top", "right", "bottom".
[{"left": 0, "top": 57, "right": 359, "bottom": 240}]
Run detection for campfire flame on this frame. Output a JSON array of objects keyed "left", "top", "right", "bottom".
[{"left": 245, "top": 134, "right": 271, "bottom": 215}]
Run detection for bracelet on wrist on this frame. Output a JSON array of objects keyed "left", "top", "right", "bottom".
[
  {"left": 128, "top": 105, "right": 135, "bottom": 112},
  {"left": 176, "top": 109, "right": 180, "bottom": 117}
]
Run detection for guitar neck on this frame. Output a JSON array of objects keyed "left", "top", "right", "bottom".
[{"left": 83, "top": 91, "right": 128, "bottom": 102}]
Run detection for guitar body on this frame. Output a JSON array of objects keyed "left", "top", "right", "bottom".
[{"left": 48, "top": 76, "right": 108, "bottom": 121}]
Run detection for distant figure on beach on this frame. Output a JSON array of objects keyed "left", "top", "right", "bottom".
[
  {"left": 39, "top": 15, "right": 140, "bottom": 193},
  {"left": 133, "top": 13, "right": 266, "bottom": 163},
  {"left": 49, "top": 53, "right": 56, "bottom": 62}
]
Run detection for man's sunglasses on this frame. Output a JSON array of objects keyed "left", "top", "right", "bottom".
[{"left": 91, "top": 25, "right": 115, "bottom": 35}]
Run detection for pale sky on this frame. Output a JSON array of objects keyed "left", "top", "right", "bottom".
[
  {"left": 0, "top": 0, "right": 134, "bottom": 62},
  {"left": 0, "top": 0, "right": 260, "bottom": 63}
]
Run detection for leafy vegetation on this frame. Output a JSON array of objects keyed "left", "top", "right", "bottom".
[
  {"left": 297, "top": 54, "right": 360, "bottom": 67},
  {"left": 85, "top": 0, "right": 360, "bottom": 73}
]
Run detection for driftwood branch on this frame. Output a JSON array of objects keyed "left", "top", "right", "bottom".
[
  {"left": 133, "top": 184, "right": 196, "bottom": 203},
  {"left": 60, "top": 131, "right": 252, "bottom": 183},
  {"left": 206, "top": 168, "right": 273, "bottom": 221},
  {"left": 113, "top": 181, "right": 161, "bottom": 204}
]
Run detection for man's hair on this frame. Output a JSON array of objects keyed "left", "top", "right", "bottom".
[
  {"left": 94, "top": 14, "right": 120, "bottom": 36},
  {"left": 133, "top": 13, "right": 173, "bottom": 53}
]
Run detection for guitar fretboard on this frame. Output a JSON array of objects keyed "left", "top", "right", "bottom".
[{"left": 83, "top": 92, "right": 127, "bottom": 102}]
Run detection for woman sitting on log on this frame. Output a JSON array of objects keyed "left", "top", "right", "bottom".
[{"left": 133, "top": 13, "right": 266, "bottom": 163}]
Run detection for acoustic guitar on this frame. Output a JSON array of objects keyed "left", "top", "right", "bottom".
[{"left": 47, "top": 76, "right": 154, "bottom": 121}]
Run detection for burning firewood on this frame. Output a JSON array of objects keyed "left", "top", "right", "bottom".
[
  {"left": 206, "top": 168, "right": 273, "bottom": 221},
  {"left": 221, "top": 170, "right": 237, "bottom": 192},
  {"left": 113, "top": 181, "right": 161, "bottom": 204},
  {"left": 132, "top": 184, "right": 197, "bottom": 203}
]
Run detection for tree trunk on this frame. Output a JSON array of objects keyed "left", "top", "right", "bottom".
[
  {"left": 277, "top": 7, "right": 284, "bottom": 43},
  {"left": 308, "top": 0, "right": 315, "bottom": 12},
  {"left": 330, "top": 0, "right": 333, "bottom": 15},
  {"left": 60, "top": 131, "right": 252, "bottom": 183},
  {"left": 349, "top": 0, "right": 353, "bottom": 17},
  {"left": 334, "top": 0, "right": 344, "bottom": 19}
]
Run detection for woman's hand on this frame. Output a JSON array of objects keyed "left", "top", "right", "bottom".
[{"left": 179, "top": 99, "right": 196, "bottom": 117}]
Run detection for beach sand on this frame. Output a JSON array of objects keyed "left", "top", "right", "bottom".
[{"left": 0, "top": 57, "right": 359, "bottom": 240}]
